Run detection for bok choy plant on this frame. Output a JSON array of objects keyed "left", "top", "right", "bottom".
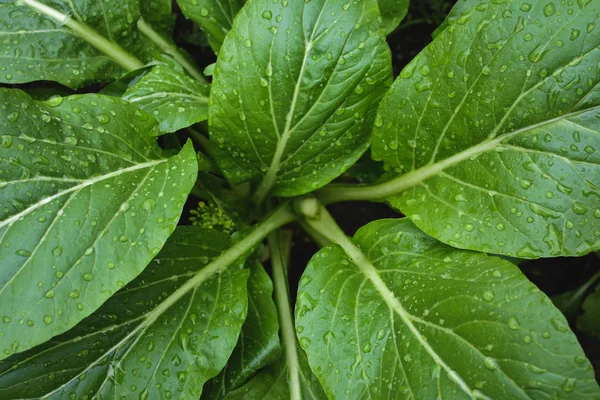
[{"left": 0, "top": 0, "right": 599, "bottom": 398}]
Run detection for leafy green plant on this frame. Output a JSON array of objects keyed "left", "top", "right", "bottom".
[{"left": 0, "top": 0, "right": 599, "bottom": 399}]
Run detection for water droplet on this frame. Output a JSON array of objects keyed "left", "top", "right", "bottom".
[
  {"left": 262, "top": 10, "right": 272, "bottom": 19},
  {"left": 543, "top": 2, "right": 556, "bottom": 17},
  {"left": 45, "top": 290, "right": 55, "bottom": 299},
  {"left": 484, "top": 357, "right": 498, "bottom": 370},
  {"left": 562, "top": 377, "right": 576, "bottom": 393},
  {"left": 483, "top": 290, "right": 495, "bottom": 301},
  {"left": 520, "top": 179, "right": 533, "bottom": 189},
  {"left": 82, "top": 273, "right": 93, "bottom": 281},
  {"left": 508, "top": 316, "right": 520, "bottom": 330},
  {"left": 43, "top": 315, "right": 52, "bottom": 325},
  {"left": 69, "top": 290, "right": 80, "bottom": 298}
]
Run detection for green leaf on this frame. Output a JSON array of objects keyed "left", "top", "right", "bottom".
[
  {"left": 0, "top": 226, "right": 249, "bottom": 399},
  {"left": 203, "top": 262, "right": 281, "bottom": 399},
  {"left": 371, "top": 1, "right": 600, "bottom": 258},
  {"left": 209, "top": 0, "right": 392, "bottom": 202},
  {"left": 223, "top": 349, "right": 326, "bottom": 400},
  {"left": 0, "top": 89, "right": 197, "bottom": 360},
  {"left": 176, "top": 0, "right": 245, "bottom": 53},
  {"left": 296, "top": 218, "right": 600, "bottom": 399},
  {"left": 141, "top": 0, "right": 175, "bottom": 37},
  {"left": 123, "top": 63, "right": 210, "bottom": 133},
  {"left": 431, "top": 0, "right": 477, "bottom": 39},
  {"left": 0, "top": 0, "right": 151, "bottom": 88},
  {"left": 379, "top": 0, "right": 409, "bottom": 34},
  {"left": 577, "top": 283, "right": 600, "bottom": 338}
]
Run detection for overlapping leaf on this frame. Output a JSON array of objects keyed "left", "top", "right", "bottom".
[
  {"left": 0, "top": 227, "right": 249, "bottom": 399},
  {"left": 123, "top": 63, "right": 210, "bottom": 133},
  {"left": 177, "top": 0, "right": 245, "bottom": 53},
  {"left": 370, "top": 0, "right": 600, "bottom": 257},
  {"left": 578, "top": 283, "right": 600, "bottom": 338},
  {"left": 0, "top": 89, "right": 197, "bottom": 359},
  {"left": 223, "top": 350, "right": 326, "bottom": 400},
  {"left": 0, "top": 0, "right": 154, "bottom": 88},
  {"left": 296, "top": 219, "right": 599, "bottom": 399},
  {"left": 209, "top": 0, "right": 392, "bottom": 200},
  {"left": 203, "top": 262, "right": 281, "bottom": 399},
  {"left": 379, "top": 0, "right": 409, "bottom": 34}
]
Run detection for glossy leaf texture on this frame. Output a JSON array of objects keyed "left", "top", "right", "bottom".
[
  {"left": 379, "top": 0, "right": 409, "bottom": 35},
  {"left": 177, "top": 0, "right": 245, "bottom": 53},
  {"left": 577, "top": 283, "right": 600, "bottom": 338},
  {"left": 203, "top": 262, "right": 281, "bottom": 399},
  {"left": 141, "top": 0, "right": 175, "bottom": 37},
  {"left": 209, "top": 0, "right": 392, "bottom": 198},
  {"left": 123, "top": 63, "right": 210, "bottom": 133},
  {"left": 0, "top": 89, "right": 197, "bottom": 360},
  {"left": 296, "top": 219, "right": 600, "bottom": 399},
  {"left": 371, "top": 0, "right": 600, "bottom": 257},
  {"left": 0, "top": 0, "right": 153, "bottom": 88},
  {"left": 0, "top": 227, "right": 249, "bottom": 400},
  {"left": 431, "top": 0, "right": 476, "bottom": 38},
  {"left": 223, "top": 349, "right": 326, "bottom": 400}
]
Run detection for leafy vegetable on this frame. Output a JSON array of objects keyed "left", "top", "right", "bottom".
[
  {"left": 203, "top": 262, "right": 281, "bottom": 399},
  {"left": 209, "top": 0, "right": 393, "bottom": 202},
  {"left": 1, "top": 0, "right": 599, "bottom": 397},
  {"left": 0, "top": 0, "right": 148, "bottom": 88},
  {"left": 0, "top": 227, "right": 249, "bottom": 399},
  {"left": 177, "top": 0, "right": 245, "bottom": 53},
  {"left": 0, "top": 89, "right": 197, "bottom": 359},
  {"left": 123, "top": 63, "right": 210, "bottom": 133},
  {"left": 320, "top": 0, "right": 600, "bottom": 258},
  {"left": 379, "top": 0, "right": 409, "bottom": 34},
  {"left": 298, "top": 213, "right": 599, "bottom": 399}
]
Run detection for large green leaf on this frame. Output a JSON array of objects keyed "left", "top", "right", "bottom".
[
  {"left": 123, "top": 63, "right": 210, "bottom": 133},
  {"left": 296, "top": 218, "right": 599, "bottom": 399},
  {"left": 0, "top": 227, "right": 249, "bottom": 399},
  {"left": 0, "top": 89, "right": 197, "bottom": 360},
  {"left": 203, "top": 262, "right": 281, "bottom": 399},
  {"left": 176, "top": 0, "right": 245, "bottom": 53},
  {"left": 209, "top": 0, "right": 392, "bottom": 201},
  {"left": 379, "top": 0, "right": 409, "bottom": 34},
  {"left": 369, "top": 0, "right": 600, "bottom": 257},
  {"left": 0, "top": 0, "right": 152, "bottom": 88}
]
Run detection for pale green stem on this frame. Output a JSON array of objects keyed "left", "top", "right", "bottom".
[
  {"left": 20, "top": 0, "right": 144, "bottom": 71},
  {"left": 561, "top": 269, "right": 600, "bottom": 313},
  {"left": 298, "top": 220, "right": 331, "bottom": 248},
  {"left": 269, "top": 231, "right": 302, "bottom": 400},
  {"left": 137, "top": 18, "right": 207, "bottom": 83},
  {"left": 144, "top": 203, "right": 296, "bottom": 328},
  {"left": 188, "top": 127, "right": 213, "bottom": 156}
]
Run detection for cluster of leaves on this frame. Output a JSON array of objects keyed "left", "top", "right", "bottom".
[{"left": 0, "top": 0, "right": 599, "bottom": 399}]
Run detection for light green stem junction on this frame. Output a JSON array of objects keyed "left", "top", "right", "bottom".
[
  {"left": 269, "top": 231, "right": 302, "bottom": 400},
  {"left": 137, "top": 18, "right": 207, "bottom": 83},
  {"left": 20, "top": 0, "right": 144, "bottom": 71}
]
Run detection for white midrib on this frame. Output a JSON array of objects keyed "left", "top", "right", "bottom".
[
  {"left": 31, "top": 205, "right": 297, "bottom": 397},
  {"left": 320, "top": 105, "right": 598, "bottom": 203},
  {"left": 125, "top": 92, "right": 209, "bottom": 103},
  {"left": 335, "top": 235, "right": 484, "bottom": 400},
  {"left": 254, "top": 39, "right": 313, "bottom": 204},
  {"left": 0, "top": 159, "right": 165, "bottom": 230},
  {"left": 19, "top": 0, "right": 144, "bottom": 71}
]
